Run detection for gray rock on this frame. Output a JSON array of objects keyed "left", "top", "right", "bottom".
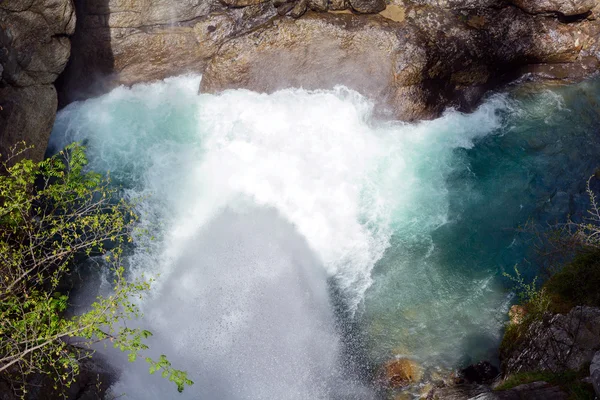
[
  {"left": 0, "top": 85, "right": 57, "bottom": 162},
  {"left": 308, "top": 0, "right": 328, "bottom": 11},
  {"left": 277, "top": 2, "right": 296, "bottom": 14}
]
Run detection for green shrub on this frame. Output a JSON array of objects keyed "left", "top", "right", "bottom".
[
  {"left": 544, "top": 249, "right": 600, "bottom": 313},
  {"left": 0, "top": 143, "right": 192, "bottom": 397}
]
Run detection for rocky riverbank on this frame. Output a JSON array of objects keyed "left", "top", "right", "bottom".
[{"left": 422, "top": 250, "right": 600, "bottom": 399}]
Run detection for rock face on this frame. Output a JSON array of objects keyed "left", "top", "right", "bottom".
[
  {"left": 199, "top": 3, "right": 600, "bottom": 120},
  {"left": 201, "top": 13, "right": 433, "bottom": 119},
  {"left": 502, "top": 306, "right": 600, "bottom": 375},
  {"left": 57, "top": 0, "right": 277, "bottom": 105},
  {"left": 56, "top": 0, "right": 600, "bottom": 122},
  {"left": 0, "top": 0, "right": 75, "bottom": 161}
]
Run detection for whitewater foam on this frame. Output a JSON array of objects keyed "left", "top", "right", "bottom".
[{"left": 49, "top": 75, "right": 513, "bottom": 398}]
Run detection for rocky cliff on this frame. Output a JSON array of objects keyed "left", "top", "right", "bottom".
[{"left": 0, "top": 0, "right": 75, "bottom": 162}]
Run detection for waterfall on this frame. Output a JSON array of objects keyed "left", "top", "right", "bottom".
[{"left": 49, "top": 75, "right": 600, "bottom": 398}]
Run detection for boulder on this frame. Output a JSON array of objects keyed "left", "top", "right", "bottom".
[
  {"left": 51, "top": 0, "right": 600, "bottom": 123},
  {"left": 0, "top": 0, "right": 75, "bottom": 162},
  {"left": 199, "top": 13, "right": 436, "bottom": 120}
]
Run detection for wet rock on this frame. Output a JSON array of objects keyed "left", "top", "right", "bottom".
[
  {"left": 0, "top": 0, "right": 75, "bottom": 162},
  {"left": 426, "top": 383, "right": 491, "bottom": 399},
  {"left": 508, "top": 0, "right": 596, "bottom": 17},
  {"left": 459, "top": 361, "right": 500, "bottom": 384},
  {"left": 0, "top": 352, "right": 115, "bottom": 400},
  {"left": 502, "top": 306, "right": 600, "bottom": 375},
  {"left": 381, "top": 358, "right": 423, "bottom": 388}
]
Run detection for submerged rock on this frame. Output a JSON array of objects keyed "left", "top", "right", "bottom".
[{"left": 380, "top": 358, "right": 423, "bottom": 388}]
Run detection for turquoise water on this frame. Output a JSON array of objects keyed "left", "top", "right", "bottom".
[{"left": 49, "top": 77, "right": 600, "bottom": 399}]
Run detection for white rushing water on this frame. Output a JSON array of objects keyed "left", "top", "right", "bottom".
[{"left": 49, "top": 75, "right": 514, "bottom": 398}]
